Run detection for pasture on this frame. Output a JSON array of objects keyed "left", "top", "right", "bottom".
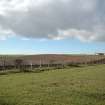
[{"left": 0, "top": 65, "right": 105, "bottom": 105}]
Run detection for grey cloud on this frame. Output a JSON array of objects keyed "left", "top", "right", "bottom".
[{"left": 0, "top": 0, "right": 105, "bottom": 42}]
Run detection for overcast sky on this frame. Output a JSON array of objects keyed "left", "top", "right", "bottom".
[{"left": 0, "top": 0, "right": 105, "bottom": 54}]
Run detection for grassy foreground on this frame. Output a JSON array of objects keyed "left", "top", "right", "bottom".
[{"left": 0, "top": 65, "right": 105, "bottom": 105}]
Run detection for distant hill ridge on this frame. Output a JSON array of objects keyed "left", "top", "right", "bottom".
[{"left": 0, "top": 54, "right": 105, "bottom": 65}]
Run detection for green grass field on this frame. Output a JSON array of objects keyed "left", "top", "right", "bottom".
[{"left": 0, "top": 65, "right": 105, "bottom": 105}]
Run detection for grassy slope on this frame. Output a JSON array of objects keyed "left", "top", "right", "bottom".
[{"left": 0, "top": 65, "right": 105, "bottom": 105}]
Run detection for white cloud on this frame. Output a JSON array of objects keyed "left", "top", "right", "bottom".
[
  {"left": 0, "top": 0, "right": 104, "bottom": 42},
  {"left": 0, "top": 26, "right": 15, "bottom": 40},
  {"left": 48, "top": 28, "right": 98, "bottom": 42}
]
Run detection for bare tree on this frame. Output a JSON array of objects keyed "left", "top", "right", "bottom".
[
  {"left": 14, "top": 59, "right": 24, "bottom": 70},
  {"left": 0, "top": 56, "right": 7, "bottom": 70}
]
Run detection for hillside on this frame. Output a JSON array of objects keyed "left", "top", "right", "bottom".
[{"left": 0, "top": 54, "right": 105, "bottom": 66}]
